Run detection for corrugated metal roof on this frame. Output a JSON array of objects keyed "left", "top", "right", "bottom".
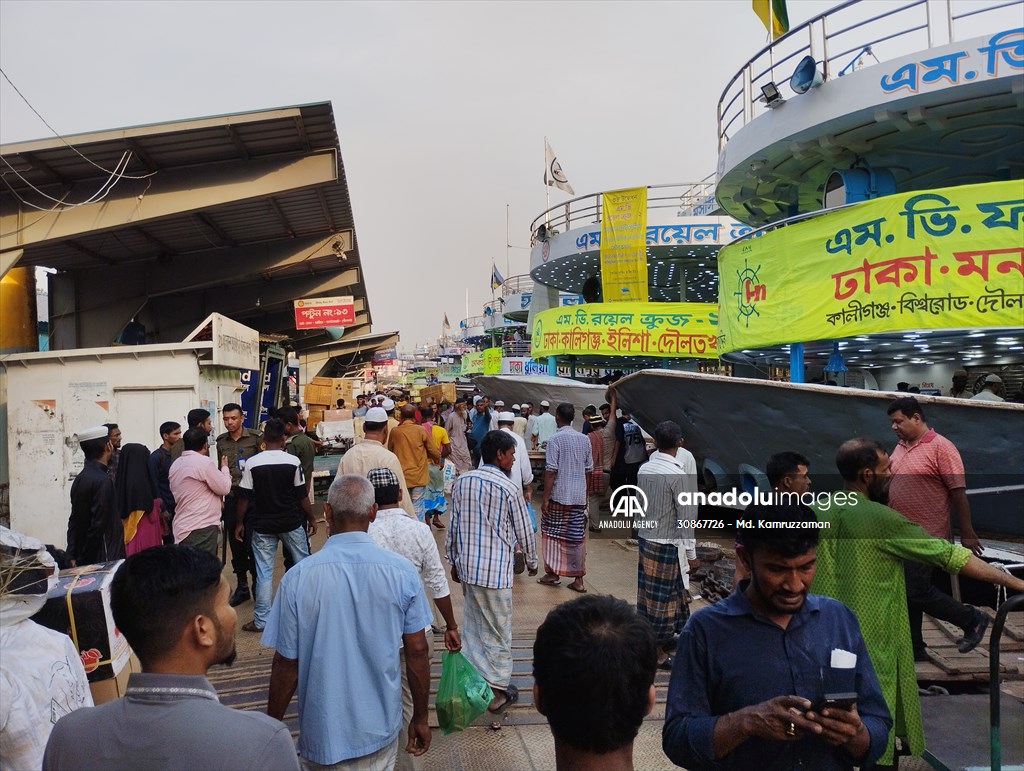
[{"left": 0, "top": 102, "right": 374, "bottom": 342}]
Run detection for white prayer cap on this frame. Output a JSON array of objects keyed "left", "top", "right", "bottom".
[
  {"left": 75, "top": 425, "right": 109, "bottom": 443},
  {"left": 511, "top": 404, "right": 521, "bottom": 411},
  {"left": 381, "top": 398, "right": 396, "bottom": 411},
  {"left": 494, "top": 399, "right": 505, "bottom": 407},
  {"left": 364, "top": 407, "right": 389, "bottom": 422},
  {"left": 497, "top": 412, "right": 515, "bottom": 423},
  {"left": 540, "top": 400, "right": 550, "bottom": 407}
]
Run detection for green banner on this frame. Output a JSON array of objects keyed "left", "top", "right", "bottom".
[
  {"left": 461, "top": 351, "right": 484, "bottom": 375},
  {"left": 717, "top": 180, "right": 1024, "bottom": 353}
]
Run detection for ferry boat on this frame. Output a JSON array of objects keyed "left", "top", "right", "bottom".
[{"left": 488, "top": 0, "right": 1024, "bottom": 534}]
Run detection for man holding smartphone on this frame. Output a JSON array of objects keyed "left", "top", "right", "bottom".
[{"left": 663, "top": 504, "right": 891, "bottom": 771}]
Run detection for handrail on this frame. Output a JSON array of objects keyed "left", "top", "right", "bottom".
[
  {"left": 717, "top": 0, "right": 1019, "bottom": 150},
  {"left": 500, "top": 274, "right": 534, "bottom": 295},
  {"left": 460, "top": 315, "right": 486, "bottom": 327},
  {"left": 529, "top": 178, "right": 717, "bottom": 243},
  {"left": 989, "top": 592, "right": 1024, "bottom": 771}
]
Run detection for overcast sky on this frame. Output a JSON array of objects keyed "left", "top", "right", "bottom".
[{"left": 1, "top": 0, "right": 841, "bottom": 348}]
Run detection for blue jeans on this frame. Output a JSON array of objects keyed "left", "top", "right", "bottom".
[{"left": 252, "top": 527, "right": 310, "bottom": 629}]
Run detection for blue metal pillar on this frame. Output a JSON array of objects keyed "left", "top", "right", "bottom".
[
  {"left": 790, "top": 343, "right": 805, "bottom": 383},
  {"left": 548, "top": 356, "right": 557, "bottom": 376}
]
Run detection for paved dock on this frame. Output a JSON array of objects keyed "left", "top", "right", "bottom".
[{"left": 210, "top": 511, "right": 1021, "bottom": 770}]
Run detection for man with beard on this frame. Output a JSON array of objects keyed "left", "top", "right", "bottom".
[
  {"left": 444, "top": 397, "right": 474, "bottom": 475},
  {"left": 811, "top": 438, "right": 1024, "bottom": 769},
  {"left": 664, "top": 505, "right": 891, "bottom": 771},
  {"left": 43, "top": 546, "right": 298, "bottom": 770}
]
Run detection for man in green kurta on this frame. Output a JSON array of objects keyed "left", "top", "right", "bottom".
[{"left": 811, "top": 437, "right": 1024, "bottom": 767}]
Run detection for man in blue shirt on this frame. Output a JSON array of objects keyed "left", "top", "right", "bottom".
[
  {"left": 264, "top": 474, "right": 433, "bottom": 768},
  {"left": 663, "top": 504, "right": 891, "bottom": 771}
]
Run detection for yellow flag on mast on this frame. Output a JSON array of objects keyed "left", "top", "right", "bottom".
[{"left": 752, "top": 0, "right": 789, "bottom": 39}]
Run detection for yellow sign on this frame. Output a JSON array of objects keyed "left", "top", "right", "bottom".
[
  {"left": 482, "top": 347, "right": 503, "bottom": 375},
  {"left": 461, "top": 351, "right": 484, "bottom": 375},
  {"left": 531, "top": 302, "right": 718, "bottom": 359},
  {"left": 717, "top": 180, "right": 1024, "bottom": 353},
  {"left": 600, "top": 187, "right": 649, "bottom": 302}
]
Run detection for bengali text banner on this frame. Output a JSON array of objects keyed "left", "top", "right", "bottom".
[
  {"left": 717, "top": 180, "right": 1024, "bottom": 353},
  {"left": 600, "top": 187, "right": 649, "bottom": 303}
]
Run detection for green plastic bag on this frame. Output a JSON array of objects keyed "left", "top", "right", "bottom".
[{"left": 436, "top": 651, "right": 494, "bottom": 734}]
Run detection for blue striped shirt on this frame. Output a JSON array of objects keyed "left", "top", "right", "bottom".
[{"left": 446, "top": 465, "right": 538, "bottom": 588}]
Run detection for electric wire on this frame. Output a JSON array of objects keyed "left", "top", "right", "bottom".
[
  {"left": 1, "top": 151, "right": 131, "bottom": 210},
  {"left": 0, "top": 67, "right": 156, "bottom": 179}
]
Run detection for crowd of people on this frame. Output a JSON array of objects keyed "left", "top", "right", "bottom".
[{"left": 3, "top": 385, "right": 1022, "bottom": 771}]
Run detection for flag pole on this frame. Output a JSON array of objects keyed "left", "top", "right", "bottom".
[
  {"left": 544, "top": 136, "right": 550, "bottom": 226},
  {"left": 505, "top": 204, "right": 511, "bottom": 279}
]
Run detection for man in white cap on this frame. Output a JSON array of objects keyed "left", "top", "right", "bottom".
[
  {"left": 511, "top": 406, "right": 528, "bottom": 441},
  {"left": 382, "top": 398, "right": 400, "bottom": 435},
  {"left": 66, "top": 426, "right": 124, "bottom": 566},
  {"left": 492, "top": 400, "right": 506, "bottom": 430},
  {"left": 340, "top": 407, "right": 415, "bottom": 517},
  {"left": 521, "top": 403, "right": 536, "bottom": 446},
  {"left": 487, "top": 412, "right": 533, "bottom": 501},
  {"left": 970, "top": 373, "right": 1004, "bottom": 402},
  {"left": 532, "top": 400, "right": 557, "bottom": 450}
]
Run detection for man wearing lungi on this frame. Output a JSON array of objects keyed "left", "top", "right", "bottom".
[
  {"left": 539, "top": 403, "right": 592, "bottom": 593},
  {"left": 636, "top": 420, "right": 698, "bottom": 670},
  {"left": 447, "top": 430, "right": 538, "bottom": 713}
]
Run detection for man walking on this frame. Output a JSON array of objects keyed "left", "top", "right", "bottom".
[
  {"left": 168, "top": 428, "right": 231, "bottom": 555},
  {"left": 66, "top": 425, "right": 123, "bottom": 566},
  {"left": 234, "top": 419, "right": 316, "bottom": 633},
  {"left": 886, "top": 396, "right": 989, "bottom": 660},
  {"left": 44, "top": 546, "right": 299, "bottom": 771},
  {"left": 444, "top": 397, "right": 474, "bottom": 475},
  {"left": 585, "top": 412, "right": 606, "bottom": 533},
  {"left": 216, "top": 403, "right": 262, "bottom": 607},
  {"left": 635, "top": 420, "right": 698, "bottom": 670},
  {"left": 264, "top": 475, "right": 433, "bottom": 769},
  {"left": 538, "top": 403, "right": 592, "bottom": 593},
  {"left": 610, "top": 402, "right": 647, "bottom": 494},
  {"left": 388, "top": 405, "right": 441, "bottom": 522},
  {"left": 468, "top": 397, "right": 493, "bottom": 465},
  {"left": 447, "top": 430, "right": 538, "bottom": 713},
  {"left": 366, "top": 467, "right": 461, "bottom": 771},
  {"left": 148, "top": 421, "right": 181, "bottom": 543},
  {"left": 340, "top": 406, "right": 415, "bottom": 517},
  {"left": 531, "top": 400, "right": 557, "bottom": 450}
]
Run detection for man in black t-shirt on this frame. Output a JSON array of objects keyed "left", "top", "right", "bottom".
[
  {"left": 235, "top": 419, "right": 317, "bottom": 633},
  {"left": 610, "top": 404, "right": 647, "bottom": 493}
]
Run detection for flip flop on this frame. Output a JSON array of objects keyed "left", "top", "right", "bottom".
[
  {"left": 537, "top": 577, "right": 561, "bottom": 586},
  {"left": 566, "top": 582, "right": 587, "bottom": 593},
  {"left": 488, "top": 684, "right": 519, "bottom": 713}
]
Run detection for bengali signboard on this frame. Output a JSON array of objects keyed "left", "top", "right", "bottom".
[
  {"left": 294, "top": 296, "right": 356, "bottom": 329},
  {"left": 716, "top": 180, "right": 1024, "bottom": 353},
  {"left": 600, "top": 187, "right": 649, "bottom": 302},
  {"left": 482, "top": 347, "right": 503, "bottom": 375},
  {"left": 502, "top": 357, "right": 549, "bottom": 376},
  {"left": 461, "top": 351, "right": 485, "bottom": 375},
  {"left": 531, "top": 302, "right": 718, "bottom": 359}
]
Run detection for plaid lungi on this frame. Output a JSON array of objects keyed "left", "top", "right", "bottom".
[
  {"left": 542, "top": 500, "right": 587, "bottom": 577},
  {"left": 462, "top": 583, "right": 514, "bottom": 691},
  {"left": 637, "top": 538, "right": 689, "bottom": 643}
]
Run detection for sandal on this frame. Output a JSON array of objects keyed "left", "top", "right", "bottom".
[
  {"left": 567, "top": 581, "right": 587, "bottom": 593},
  {"left": 487, "top": 683, "right": 519, "bottom": 713},
  {"left": 241, "top": 621, "right": 264, "bottom": 633},
  {"left": 432, "top": 516, "right": 445, "bottom": 529},
  {"left": 537, "top": 576, "right": 561, "bottom": 586}
]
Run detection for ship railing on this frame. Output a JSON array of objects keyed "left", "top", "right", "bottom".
[
  {"left": 460, "top": 315, "right": 486, "bottom": 329},
  {"left": 501, "top": 340, "right": 531, "bottom": 357},
  {"left": 500, "top": 274, "right": 534, "bottom": 296},
  {"left": 718, "top": 0, "right": 1020, "bottom": 150},
  {"left": 529, "top": 178, "right": 716, "bottom": 245}
]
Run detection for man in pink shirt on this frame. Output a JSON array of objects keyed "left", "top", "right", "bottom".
[
  {"left": 168, "top": 428, "right": 232, "bottom": 555},
  {"left": 886, "top": 396, "right": 988, "bottom": 660}
]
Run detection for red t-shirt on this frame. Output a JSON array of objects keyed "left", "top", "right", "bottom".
[{"left": 889, "top": 428, "right": 966, "bottom": 539}]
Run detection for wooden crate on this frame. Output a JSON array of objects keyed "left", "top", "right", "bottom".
[
  {"left": 304, "top": 382, "right": 334, "bottom": 406},
  {"left": 418, "top": 383, "right": 457, "bottom": 404}
]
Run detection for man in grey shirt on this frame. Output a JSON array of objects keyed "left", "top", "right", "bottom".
[{"left": 43, "top": 546, "right": 299, "bottom": 771}]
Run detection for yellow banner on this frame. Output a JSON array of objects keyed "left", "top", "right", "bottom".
[
  {"left": 600, "top": 187, "right": 649, "bottom": 302},
  {"left": 482, "top": 347, "right": 503, "bottom": 375},
  {"left": 461, "top": 351, "right": 484, "bottom": 375},
  {"left": 531, "top": 302, "right": 718, "bottom": 358},
  {"left": 717, "top": 180, "right": 1024, "bottom": 353}
]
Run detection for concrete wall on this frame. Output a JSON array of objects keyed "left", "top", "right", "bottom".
[{"left": 4, "top": 351, "right": 240, "bottom": 546}]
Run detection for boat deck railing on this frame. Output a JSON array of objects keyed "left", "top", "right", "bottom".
[
  {"left": 529, "top": 178, "right": 716, "bottom": 245},
  {"left": 500, "top": 274, "right": 533, "bottom": 296},
  {"left": 718, "top": 0, "right": 1020, "bottom": 150}
]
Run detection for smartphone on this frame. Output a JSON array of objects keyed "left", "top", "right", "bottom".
[{"left": 814, "top": 693, "right": 857, "bottom": 712}]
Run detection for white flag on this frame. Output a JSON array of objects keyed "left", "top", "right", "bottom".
[{"left": 544, "top": 138, "right": 575, "bottom": 195}]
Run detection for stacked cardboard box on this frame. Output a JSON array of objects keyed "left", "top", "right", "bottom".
[
  {"left": 305, "top": 377, "right": 364, "bottom": 409},
  {"left": 418, "top": 383, "right": 457, "bottom": 404}
]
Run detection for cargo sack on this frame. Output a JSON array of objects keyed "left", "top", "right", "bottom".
[{"left": 436, "top": 651, "right": 494, "bottom": 734}]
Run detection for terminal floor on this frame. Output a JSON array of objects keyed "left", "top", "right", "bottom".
[{"left": 210, "top": 507, "right": 1007, "bottom": 771}]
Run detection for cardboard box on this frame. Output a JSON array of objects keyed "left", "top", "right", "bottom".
[
  {"left": 32, "top": 561, "right": 132, "bottom": 684},
  {"left": 418, "top": 383, "right": 457, "bottom": 404},
  {"left": 323, "top": 409, "right": 352, "bottom": 422},
  {"left": 90, "top": 653, "right": 141, "bottom": 705},
  {"left": 304, "top": 383, "right": 334, "bottom": 406}
]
